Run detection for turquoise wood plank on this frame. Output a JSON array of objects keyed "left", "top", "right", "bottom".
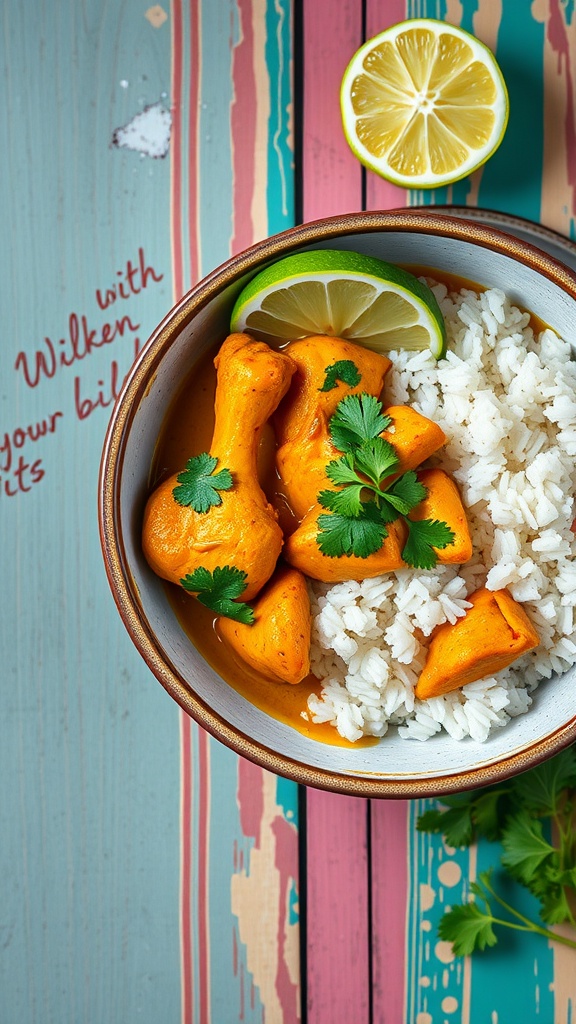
[{"left": 0, "top": 4, "right": 181, "bottom": 1021}]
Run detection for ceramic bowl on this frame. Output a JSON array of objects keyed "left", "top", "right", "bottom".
[{"left": 99, "top": 210, "right": 576, "bottom": 797}]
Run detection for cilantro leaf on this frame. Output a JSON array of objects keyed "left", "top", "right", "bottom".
[
  {"left": 325, "top": 454, "right": 365, "bottom": 487},
  {"left": 329, "top": 393, "right": 391, "bottom": 453},
  {"left": 386, "top": 470, "right": 428, "bottom": 513},
  {"left": 317, "top": 502, "right": 388, "bottom": 558},
  {"left": 402, "top": 518, "right": 456, "bottom": 570},
  {"left": 501, "top": 810, "right": 555, "bottom": 885},
  {"left": 180, "top": 565, "right": 255, "bottom": 624},
  {"left": 472, "top": 789, "right": 512, "bottom": 842},
  {"left": 417, "top": 799, "right": 474, "bottom": 848},
  {"left": 318, "top": 486, "right": 364, "bottom": 518},
  {"left": 511, "top": 747, "right": 576, "bottom": 815},
  {"left": 319, "top": 359, "right": 361, "bottom": 392},
  {"left": 353, "top": 437, "right": 399, "bottom": 486},
  {"left": 173, "top": 452, "right": 233, "bottom": 513},
  {"left": 438, "top": 903, "right": 498, "bottom": 956}
]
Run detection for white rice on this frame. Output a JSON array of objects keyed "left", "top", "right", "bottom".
[{"left": 306, "top": 283, "right": 576, "bottom": 743}]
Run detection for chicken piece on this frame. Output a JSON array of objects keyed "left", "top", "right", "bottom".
[
  {"left": 382, "top": 406, "right": 446, "bottom": 478},
  {"left": 275, "top": 336, "right": 391, "bottom": 522},
  {"left": 142, "top": 333, "right": 295, "bottom": 600},
  {"left": 283, "top": 468, "right": 471, "bottom": 584},
  {"left": 409, "top": 469, "right": 472, "bottom": 565},
  {"left": 415, "top": 587, "right": 540, "bottom": 700},
  {"left": 283, "top": 514, "right": 407, "bottom": 583},
  {"left": 218, "top": 565, "right": 311, "bottom": 684}
]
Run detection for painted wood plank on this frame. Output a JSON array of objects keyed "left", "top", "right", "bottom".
[
  {"left": 172, "top": 2, "right": 300, "bottom": 1021},
  {"left": 370, "top": 2, "right": 573, "bottom": 1021},
  {"left": 301, "top": 0, "right": 363, "bottom": 219},
  {"left": 370, "top": 799, "right": 410, "bottom": 1024},
  {"left": 301, "top": 5, "right": 372, "bottom": 1018},
  {"left": 364, "top": 0, "right": 408, "bottom": 214},
  {"left": 0, "top": 3, "right": 181, "bottom": 1021},
  {"left": 306, "top": 793, "right": 371, "bottom": 1024}
]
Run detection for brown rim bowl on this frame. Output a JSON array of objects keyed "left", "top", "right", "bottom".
[{"left": 98, "top": 210, "right": 576, "bottom": 798}]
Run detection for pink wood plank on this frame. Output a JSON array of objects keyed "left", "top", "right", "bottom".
[
  {"left": 302, "top": 0, "right": 363, "bottom": 219},
  {"left": 363, "top": 8, "right": 412, "bottom": 1016},
  {"left": 306, "top": 793, "right": 370, "bottom": 1023},
  {"left": 365, "top": 0, "right": 408, "bottom": 213},
  {"left": 302, "top": 1, "right": 371, "bottom": 1021},
  {"left": 370, "top": 800, "right": 410, "bottom": 1023}
]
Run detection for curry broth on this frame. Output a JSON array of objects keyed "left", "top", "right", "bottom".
[
  {"left": 151, "top": 344, "right": 368, "bottom": 747},
  {"left": 149, "top": 267, "right": 553, "bottom": 744}
]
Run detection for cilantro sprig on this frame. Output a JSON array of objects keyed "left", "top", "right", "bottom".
[
  {"left": 316, "top": 393, "right": 454, "bottom": 567},
  {"left": 173, "top": 452, "right": 233, "bottom": 513},
  {"left": 319, "top": 359, "right": 361, "bottom": 392},
  {"left": 418, "top": 746, "right": 576, "bottom": 956},
  {"left": 181, "top": 565, "right": 255, "bottom": 624}
]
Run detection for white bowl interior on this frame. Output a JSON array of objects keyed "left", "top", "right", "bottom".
[{"left": 118, "top": 227, "right": 576, "bottom": 783}]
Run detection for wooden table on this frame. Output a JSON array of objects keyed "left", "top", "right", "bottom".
[{"left": 2, "top": 1, "right": 575, "bottom": 1021}]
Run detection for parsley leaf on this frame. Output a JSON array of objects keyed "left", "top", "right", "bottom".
[
  {"left": 500, "top": 810, "right": 555, "bottom": 885},
  {"left": 438, "top": 902, "right": 498, "bottom": 957},
  {"left": 402, "top": 518, "right": 456, "bottom": 570},
  {"left": 173, "top": 452, "right": 233, "bottom": 513},
  {"left": 319, "top": 359, "right": 361, "bottom": 392},
  {"left": 417, "top": 751, "right": 576, "bottom": 958},
  {"left": 317, "top": 502, "right": 388, "bottom": 558},
  {"left": 416, "top": 796, "right": 475, "bottom": 848},
  {"left": 511, "top": 747, "right": 576, "bottom": 815},
  {"left": 329, "top": 393, "right": 391, "bottom": 453},
  {"left": 180, "top": 565, "right": 255, "bottom": 624}
]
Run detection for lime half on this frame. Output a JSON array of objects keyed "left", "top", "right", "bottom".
[{"left": 230, "top": 249, "right": 447, "bottom": 357}]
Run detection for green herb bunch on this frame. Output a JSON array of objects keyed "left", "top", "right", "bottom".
[
  {"left": 417, "top": 746, "right": 576, "bottom": 955},
  {"left": 316, "top": 392, "right": 454, "bottom": 569}
]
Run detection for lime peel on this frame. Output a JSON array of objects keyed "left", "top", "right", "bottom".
[
  {"left": 340, "top": 18, "right": 509, "bottom": 189},
  {"left": 230, "top": 249, "right": 447, "bottom": 358}
]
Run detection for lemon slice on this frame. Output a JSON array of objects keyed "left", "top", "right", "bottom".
[
  {"left": 340, "top": 19, "right": 509, "bottom": 188},
  {"left": 230, "top": 249, "right": 447, "bottom": 357}
]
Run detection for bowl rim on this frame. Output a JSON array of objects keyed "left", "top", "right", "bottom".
[{"left": 98, "top": 208, "right": 576, "bottom": 798}]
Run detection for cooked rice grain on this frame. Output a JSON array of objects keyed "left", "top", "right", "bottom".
[{"left": 308, "top": 285, "right": 576, "bottom": 743}]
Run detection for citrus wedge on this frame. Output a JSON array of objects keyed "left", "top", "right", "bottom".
[
  {"left": 230, "top": 249, "right": 447, "bottom": 357},
  {"left": 340, "top": 19, "right": 509, "bottom": 188}
]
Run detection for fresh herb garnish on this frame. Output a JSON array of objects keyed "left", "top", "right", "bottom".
[
  {"left": 173, "top": 452, "right": 233, "bottom": 513},
  {"left": 319, "top": 359, "right": 361, "bottom": 392},
  {"left": 180, "top": 565, "right": 255, "bottom": 624},
  {"left": 418, "top": 746, "right": 576, "bottom": 955},
  {"left": 316, "top": 393, "right": 455, "bottom": 566}
]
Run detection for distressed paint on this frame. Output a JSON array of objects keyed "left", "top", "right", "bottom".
[
  {"left": 172, "top": 2, "right": 299, "bottom": 1022},
  {"left": 370, "top": 799, "right": 411, "bottom": 1023},
  {"left": 306, "top": 794, "right": 371, "bottom": 1024},
  {"left": 535, "top": 0, "right": 576, "bottom": 237},
  {"left": 365, "top": 0, "right": 409, "bottom": 213},
  {"left": 302, "top": 0, "right": 363, "bottom": 218},
  {"left": 0, "top": 3, "right": 180, "bottom": 1022},
  {"left": 301, "top": 5, "right": 372, "bottom": 1022},
  {"left": 231, "top": 763, "right": 300, "bottom": 1023}
]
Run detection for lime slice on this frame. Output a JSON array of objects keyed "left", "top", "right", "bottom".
[
  {"left": 340, "top": 19, "right": 509, "bottom": 189},
  {"left": 230, "top": 249, "right": 447, "bottom": 357}
]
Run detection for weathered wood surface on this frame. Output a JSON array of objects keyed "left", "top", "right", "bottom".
[{"left": 2, "top": 1, "right": 576, "bottom": 1022}]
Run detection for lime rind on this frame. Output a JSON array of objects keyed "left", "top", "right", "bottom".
[
  {"left": 230, "top": 250, "right": 447, "bottom": 358},
  {"left": 340, "top": 18, "right": 509, "bottom": 190}
]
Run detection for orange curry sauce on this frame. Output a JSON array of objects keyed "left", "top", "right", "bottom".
[{"left": 149, "top": 269, "right": 551, "bottom": 745}]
